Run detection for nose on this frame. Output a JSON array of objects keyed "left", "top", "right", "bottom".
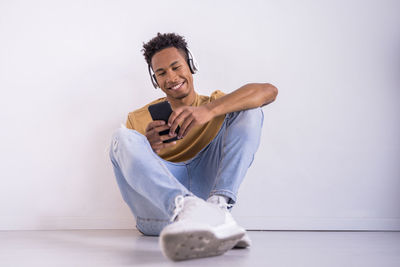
[{"left": 165, "top": 70, "right": 178, "bottom": 84}]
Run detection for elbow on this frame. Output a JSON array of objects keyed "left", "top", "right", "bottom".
[
  {"left": 261, "top": 83, "right": 278, "bottom": 106},
  {"left": 269, "top": 83, "right": 279, "bottom": 100}
]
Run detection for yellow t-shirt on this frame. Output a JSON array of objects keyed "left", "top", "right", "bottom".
[{"left": 126, "top": 90, "right": 226, "bottom": 162}]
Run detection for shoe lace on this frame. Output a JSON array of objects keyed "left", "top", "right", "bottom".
[
  {"left": 170, "top": 195, "right": 184, "bottom": 222},
  {"left": 170, "top": 195, "right": 201, "bottom": 222}
]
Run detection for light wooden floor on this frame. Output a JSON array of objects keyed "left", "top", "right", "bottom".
[{"left": 0, "top": 230, "right": 399, "bottom": 267}]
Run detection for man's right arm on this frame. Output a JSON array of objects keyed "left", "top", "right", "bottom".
[{"left": 127, "top": 111, "right": 177, "bottom": 153}]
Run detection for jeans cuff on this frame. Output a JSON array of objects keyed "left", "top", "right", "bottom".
[{"left": 209, "top": 189, "right": 237, "bottom": 204}]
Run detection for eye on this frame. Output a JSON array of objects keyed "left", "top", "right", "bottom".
[
  {"left": 172, "top": 66, "right": 181, "bottom": 71},
  {"left": 157, "top": 72, "right": 166, "bottom": 77}
]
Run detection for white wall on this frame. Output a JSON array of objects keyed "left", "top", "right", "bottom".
[{"left": 0, "top": 0, "right": 399, "bottom": 230}]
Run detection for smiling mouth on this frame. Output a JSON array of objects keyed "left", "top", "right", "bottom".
[{"left": 168, "top": 81, "right": 185, "bottom": 90}]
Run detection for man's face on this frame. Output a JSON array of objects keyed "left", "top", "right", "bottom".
[{"left": 151, "top": 47, "right": 194, "bottom": 102}]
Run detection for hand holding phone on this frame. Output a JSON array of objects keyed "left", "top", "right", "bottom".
[{"left": 148, "top": 101, "right": 180, "bottom": 143}]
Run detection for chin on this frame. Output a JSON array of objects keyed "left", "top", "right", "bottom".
[
  {"left": 168, "top": 86, "right": 191, "bottom": 100},
  {"left": 167, "top": 90, "right": 189, "bottom": 100},
  {"left": 175, "top": 93, "right": 190, "bottom": 100}
]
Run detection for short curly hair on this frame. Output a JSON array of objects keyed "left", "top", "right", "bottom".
[{"left": 142, "top": 32, "right": 188, "bottom": 66}]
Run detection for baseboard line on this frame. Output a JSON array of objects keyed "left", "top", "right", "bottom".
[{"left": 1, "top": 216, "right": 399, "bottom": 231}]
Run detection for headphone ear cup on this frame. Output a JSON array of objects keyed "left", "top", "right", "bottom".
[
  {"left": 188, "top": 59, "right": 198, "bottom": 74},
  {"left": 188, "top": 59, "right": 194, "bottom": 74},
  {"left": 186, "top": 49, "right": 199, "bottom": 74}
]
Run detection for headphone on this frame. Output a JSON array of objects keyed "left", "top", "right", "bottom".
[{"left": 148, "top": 48, "right": 199, "bottom": 89}]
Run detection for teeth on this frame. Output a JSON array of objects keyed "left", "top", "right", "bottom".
[{"left": 171, "top": 82, "right": 183, "bottom": 90}]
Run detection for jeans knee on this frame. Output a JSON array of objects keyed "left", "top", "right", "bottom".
[
  {"left": 109, "top": 127, "right": 147, "bottom": 160},
  {"left": 229, "top": 108, "right": 264, "bottom": 140},
  {"left": 111, "top": 128, "right": 146, "bottom": 153},
  {"left": 112, "top": 127, "right": 135, "bottom": 141},
  {"left": 243, "top": 108, "right": 264, "bottom": 129}
]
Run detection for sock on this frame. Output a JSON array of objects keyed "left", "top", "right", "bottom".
[{"left": 207, "top": 194, "right": 229, "bottom": 204}]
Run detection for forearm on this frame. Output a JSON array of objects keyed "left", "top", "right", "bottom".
[{"left": 206, "top": 83, "right": 278, "bottom": 118}]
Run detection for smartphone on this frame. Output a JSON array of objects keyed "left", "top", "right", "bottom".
[{"left": 148, "top": 101, "right": 180, "bottom": 143}]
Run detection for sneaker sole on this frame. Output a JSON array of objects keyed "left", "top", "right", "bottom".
[
  {"left": 232, "top": 232, "right": 252, "bottom": 249},
  {"left": 160, "top": 229, "right": 244, "bottom": 261}
]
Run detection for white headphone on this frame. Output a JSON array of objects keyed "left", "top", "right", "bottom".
[{"left": 148, "top": 48, "right": 199, "bottom": 89}]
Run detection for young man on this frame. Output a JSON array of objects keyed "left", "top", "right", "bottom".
[{"left": 109, "top": 33, "right": 278, "bottom": 261}]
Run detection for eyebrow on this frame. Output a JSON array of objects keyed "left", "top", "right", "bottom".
[{"left": 155, "top": 61, "right": 179, "bottom": 73}]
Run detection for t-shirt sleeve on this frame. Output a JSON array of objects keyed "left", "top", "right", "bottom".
[
  {"left": 210, "top": 90, "right": 225, "bottom": 101},
  {"left": 125, "top": 109, "right": 151, "bottom": 135},
  {"left": 126, "top": 113, "right": 135, "bottom": 130}
]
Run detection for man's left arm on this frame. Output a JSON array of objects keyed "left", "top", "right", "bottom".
[
  {"left": 206, "top": 83, "right": 278, "bottom": 118},
  {"left": 169, "top": 83, "right": 278, "bottom": 138}
]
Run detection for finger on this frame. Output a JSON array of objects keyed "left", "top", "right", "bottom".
[
  {"left": 148, "top": 127, "right": 176, "bottom": 146},
  {"left": 153, "top": 125, "right": 171, "bottom": 134},
  {"left": 146, "top": 120, "right": 166, "bottom": 132},
  {"left": 178, "top": 115, "right": 193, "bottom": 138},
  {"left": 168, "top": 108, "right": 183, "bottom": 127},
  {"left": 147, "top": 135, "right": 162, "bottom": 146},
  {"left": 147, "top": 128, "right": 165, "bottom": 143},
  {"left": 181, "top": 121, "right": 195, "bottom": 138},
  {"left": 153, "top": 140, "right": 177, "bottom": 153},
  {"left": 170, "top": 110, "right": 190, "bottom": 136},
  {"left": 159, "top": 133, "right": 177, "bottom": 142},
  {"left": 151, "top": 143, "right": 161, "bottom": 152},
  {"left": 152, "top": 141, "right": 166, "bottom": 151},
  {"left": 160, "top": 141, "right": 177, "bottom": 150},
  {"left": 146, "top": 125, "right": 169, "bottom": 140}
]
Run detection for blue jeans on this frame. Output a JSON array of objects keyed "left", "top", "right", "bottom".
[{"left": 109, "top": 108, "right": 264, "bottom": 236}]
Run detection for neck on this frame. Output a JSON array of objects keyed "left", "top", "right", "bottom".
[{"left": 167, "top": 91, "right": 197, "bottom": 109}]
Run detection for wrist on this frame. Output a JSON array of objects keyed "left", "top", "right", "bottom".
[{"left": 204, "top": 102, "right": 219, "bottom": 120}]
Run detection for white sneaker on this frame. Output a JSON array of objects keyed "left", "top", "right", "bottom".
[
  {"left": 159, "top": 195, "right": 245, "bottom": 261},
  {"left": 233, "top": 232, "right": 252, "bottom": 248},
  {"left": 207, "top": 195, "right": 252, "bottom": 249}
]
